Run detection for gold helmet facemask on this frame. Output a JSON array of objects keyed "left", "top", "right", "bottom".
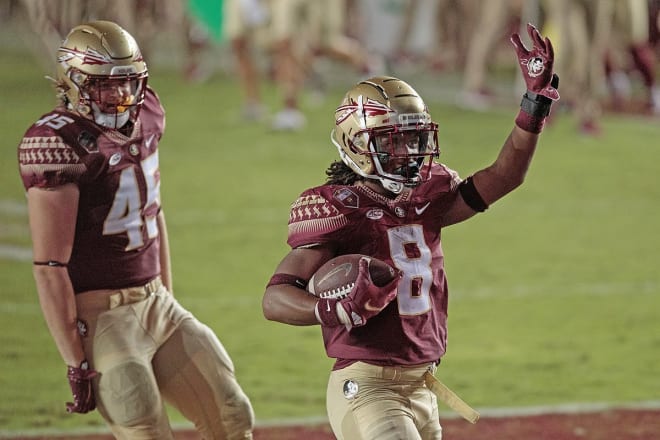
[
  {"left": 331, "top": 76, "right": 439, "bottom": 194},
  {"left": 56, "top": 20, "right": 148, "bottom": 129}
]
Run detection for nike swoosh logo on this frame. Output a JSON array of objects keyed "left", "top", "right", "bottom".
[
  {"left": 415, "top": 202, "right": 431, "bottom": 215},
  {"left": 318, "top": 263, "right": 353, "bottom": 285},
  {"left": 363, "top": 299, "right": 383, "bottom": 312},
  {"left": 145, "top": 134, "right": 156, "bottom": 149}
]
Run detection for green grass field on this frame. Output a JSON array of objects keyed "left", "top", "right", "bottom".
[{"left": 1, "top": 44, "right": 659, "bottom": 434}]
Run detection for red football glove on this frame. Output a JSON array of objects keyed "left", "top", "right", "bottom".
[
  {"left": 336, "top": 257, "right": 401, "bottom": 330},
  {"left": 510, "top": 23, "right": 559, "bottom": 101},
  {"left": 65, "top": 360, "right": 98, "bottom": 414}
]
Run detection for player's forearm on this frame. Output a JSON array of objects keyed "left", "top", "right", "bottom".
[
  {"left": 157, "top": 211, "right": 173, "bottom": 293},
  {"left": 33, "top": 266, "right": 85, "bottom": 367},
  {"left": 262, "top": 285, "right": 319, "bottom": 326},
  {"left": 471, "top": 126, "right": 539, "bottom": 205}
]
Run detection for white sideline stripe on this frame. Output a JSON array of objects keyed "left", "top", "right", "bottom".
[
  {"left": 0, "top": 199, "right": 27, "bottom": 215},
  {"left": 451, "top": 280, "right": 658, "bottom": 300},
  {"left": 0, "top": 200, "right": 30, "bottom": 262},
  {"left": 0, "top": 244, "right": 32, "bottom": 261},
  {"left": 1, "top": 400, "right": 659, "bottom": 438},
  {"left": 440, "top": 399, "right": 660, "bottom": 419}
]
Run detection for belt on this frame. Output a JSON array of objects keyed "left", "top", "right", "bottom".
[
  {"left": 76, "top": 277, "right": 164, "bottom": 312},
  {"left": 108, "top": 277, "right": 163, "bottom": 309},
  {"left": 355, "top": 362, "right": 436, "bottom": 381},
  {"left": 424, "top": 371, "right": 480, "bottom": 424},
  {"left": 382, "top": 363, "right": 437, "bottom": 381}
]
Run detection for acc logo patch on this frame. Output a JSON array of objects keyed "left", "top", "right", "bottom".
[
  {"left": 343, "top": 379, "right": 359, "bottom": 399},
  {"left": 366, "top": 208, "right": 383, "bottom": 220}
]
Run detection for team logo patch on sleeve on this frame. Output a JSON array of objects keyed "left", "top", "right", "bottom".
[
  {"left": 333, "top": 188, "right": 359, "bottom": 208},
  {"left": 77, "top": 131, "right": 98, "bottom": 153}
]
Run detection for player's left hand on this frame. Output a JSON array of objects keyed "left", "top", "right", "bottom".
[
  {"left": 337, "top": 257, "right": 401, "bottom": 330},
  {"left": 510, "top": 23, "right": 559, "bottom": 101},
  {"left": 65, "top": 360, "right": 98, "bottom": 414}
]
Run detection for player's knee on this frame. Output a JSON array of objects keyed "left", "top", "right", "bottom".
[
  {"left": 221, "top": 390, "right": 255, "bottom": 439},
  {"left": 98, "top": 360, "right": 162, "bottom": 426}
]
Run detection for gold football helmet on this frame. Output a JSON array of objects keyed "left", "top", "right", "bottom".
[
  {"left": 56, "top": 20, "right": 148, "bottom": 129},
  {"left": 331, "top": 76, "right": 439, "bottom": 194}
]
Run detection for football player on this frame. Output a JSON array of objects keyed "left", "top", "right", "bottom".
[
  {"left": 18, "top": 21, "right": 254, "bottom": 439},
  {"left": 263, "top": 24, "right": 559, "bottom": 439}
]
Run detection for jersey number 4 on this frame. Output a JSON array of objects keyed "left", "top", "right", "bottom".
[{"left": 103, "top": 152, "right": 160, "bottom": 250}]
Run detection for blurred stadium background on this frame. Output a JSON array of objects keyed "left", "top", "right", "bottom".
[{"left": 1, "top": 0, "right": 659, "bottom": 437}]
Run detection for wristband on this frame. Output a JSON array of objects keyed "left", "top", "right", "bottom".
[
  {"left": 520, "top": 91, "right": 553, "bottom": 118},
  {"left": 515, "top": 109, "right": 545, "bottom": 134},
  {"left": 266, "top": 273, "right": 307, "bottom": 289},
  {"left": 315, "top": 298, "right": 341, "bottom": 326}
]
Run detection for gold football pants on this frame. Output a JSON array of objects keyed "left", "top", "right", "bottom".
[
  {"left": 327, "top": 361, "right": 443, "bottom": 440},
  {"left": 75, "top": 279, "right": 254, "bottom": 439}
]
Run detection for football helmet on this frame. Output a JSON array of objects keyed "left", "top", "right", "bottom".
[
  {"left": 331, "top": 76, "right": 439, "bottom": 194},
  {"left": 56, "top": 20, "right": 148, "bottom": 129}
]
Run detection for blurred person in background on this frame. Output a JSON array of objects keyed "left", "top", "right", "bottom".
[
  {"left": 263, "top": 24, "right": 559, "bottom": 439},
  {"left": 458, "top": 0, "right": 523, "bottom": 110},
  {"left": 268, "top": 0, "right": 382, "bottom": 131},
  {"left": 19, "top": 0, "right": 90, "bottom": 71},
  {"left": 654, "top": 0, "right": 660, "bottom": 52},
  {"left": 304, "top": 0, "right": 384, "bottom": 96},
  {"left": 19, "top": 0, "right": 212, "bottom": 82},
  {"left": 268, "top": 0, "right": 309, "bottom": 130},
  {"left": 603, "top": 0, "right": 659, "bottom": 114},
  {"left": 17, "top": 20, "right": 254, "bottom": 439},
  {"left": 543, "top": 0, "right": 614, "bottom": 135},
  {"left": 105, "top": 0, "right": 214, "bottom": 82},
  {"left": 391, "top": 0, "right": 476, "bottom": 73},
  {"left": 224, "top": 0, "right": 269, "bottom": 120}
]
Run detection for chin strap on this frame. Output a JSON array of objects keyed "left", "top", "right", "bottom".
[
  {"left": 91, "top": 102, "right": 131, "bottom": 128},
  {"left": 379, "top": 178, "right": 404, "bottom": 194}
]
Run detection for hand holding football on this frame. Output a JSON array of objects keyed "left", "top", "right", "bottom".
[{"left": 307, "top": 254, "right": 398, "bottom": 300}]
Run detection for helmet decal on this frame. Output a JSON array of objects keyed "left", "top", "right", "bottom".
[
  {"left": 335, "top": 96, "right": 395, "bottom": 126},
  {"left": 58, "top": 47, "right": 113, "bottom": 66}
]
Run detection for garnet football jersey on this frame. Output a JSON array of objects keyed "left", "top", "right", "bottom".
[
  {"left": 288, "top": 163, "right": 462, "bottom": 368},
  {"left": 18, "top": 88, "right": 165, "bottom": 293}
]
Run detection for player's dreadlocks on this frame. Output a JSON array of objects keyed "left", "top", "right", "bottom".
[{"left": 325, "top": 160, "right": 364, "bottom": 185}]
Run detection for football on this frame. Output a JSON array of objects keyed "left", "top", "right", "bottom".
[{"left": 307, "top": 254, "right": 398, "bottom": 300}]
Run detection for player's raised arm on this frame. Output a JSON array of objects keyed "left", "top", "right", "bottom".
[{"left": 446, "top": 24, "right": 560, "bottom": 225}]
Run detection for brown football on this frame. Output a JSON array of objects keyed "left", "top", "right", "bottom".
[{"left": 307, "top": 254, "right": 398, "bottom": 300}]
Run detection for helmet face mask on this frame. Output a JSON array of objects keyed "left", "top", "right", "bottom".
[
  {"left": 56, "top": 21, "right": 148, "bottom": 129},
  {"left": 332, "top": 77, "right": 439, "bottom": 194},
  {"left": 83, "top": 74, "right": 145, "bottom": 128},
  {"left": 368, "top": 124, "right": 438, "bottom": 186}
]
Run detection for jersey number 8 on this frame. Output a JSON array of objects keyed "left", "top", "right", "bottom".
[{"left": 387, "top": 225, "right": 433, "bottom": 315}]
